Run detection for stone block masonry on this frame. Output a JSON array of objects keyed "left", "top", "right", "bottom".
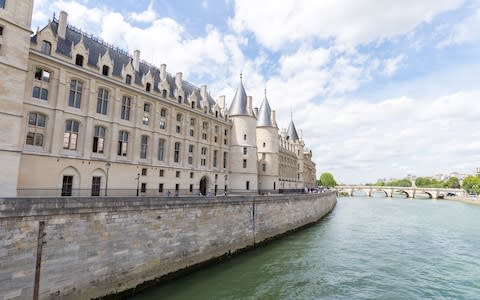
[{"left": 0, "top": 193, "right": 336, "bottom": 299}]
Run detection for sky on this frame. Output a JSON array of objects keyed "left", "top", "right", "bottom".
[{"left": 31, "top": 0, "right": 480, "bottom": 184}]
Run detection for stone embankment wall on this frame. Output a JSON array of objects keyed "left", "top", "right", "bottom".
[{"left": 0, "top": 193, "right": 336, "bottom": 299}]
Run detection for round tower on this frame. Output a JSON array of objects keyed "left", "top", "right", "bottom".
[
  {"left": 256, "top": 90, "right": 279, "bottom": 192},
  {"left": 228, "top": 74, "right": 258, "bottom": 193}
]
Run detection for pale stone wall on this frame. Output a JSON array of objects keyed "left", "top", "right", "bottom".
[
  {"left": 0, "top": 193, "right": 336, "bottom": 299},
  {"left": 257, "top": 127, "right": 280, "bottom": 191},
  {"left": 0, "top": 0, "right": 34, "bottom": 196}
]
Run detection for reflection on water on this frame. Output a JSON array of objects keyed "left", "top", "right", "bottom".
[{"left": 129, "top": 196, "right": 480, "bottom": 300}]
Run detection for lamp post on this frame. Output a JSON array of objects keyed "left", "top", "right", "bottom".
[
  {"left": 105, "top": 162, "right": 111, "bottom": 196},
  {"left": 136, "top": 173, "right": 140, "bottom": 197}
]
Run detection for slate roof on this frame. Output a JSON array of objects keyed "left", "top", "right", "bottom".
[
  {"left": 287, "top": 119, "right": 299, "bottom": 142},
  {"left": 256, "top": 91, "right": 273, "bottom": 127},
  {"left": 228, "top": 75, "right": 248, "bottom": 116},
  {"left": 33, "top": 19, "right": 219, "bottom": 115}
]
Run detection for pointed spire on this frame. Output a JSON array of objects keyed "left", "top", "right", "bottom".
[
  {"left": 257, "top": 88, "right": 273, "bottom": 127},
  {"left": 287, "top": 115, "right": 299, "bottom": 142},
  {"left": 228, "top": 73, "right": 248, "bottom": 116}
]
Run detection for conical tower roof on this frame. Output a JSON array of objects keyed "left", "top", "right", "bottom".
[
  {"left": 287, "top": 118, "right": 299, "bottom": 142},
  {"left": 256, "top": 89, "right": 273, "bottom": 127},
  {"left": 228, "top": 74, "right": 248, "bottom": 116}
]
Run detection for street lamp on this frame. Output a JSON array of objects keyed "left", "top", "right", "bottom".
[{"left": 105, "top": 162, "right": 111, "bottom": 196}]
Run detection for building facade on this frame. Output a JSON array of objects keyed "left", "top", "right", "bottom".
[{"left": 0, "top": 3, "right": 316, "bottom": 197}]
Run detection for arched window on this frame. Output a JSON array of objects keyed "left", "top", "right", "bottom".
[
  {"left": 26, "top": 112, "right": 46, "bottom": 146},
  {"left": 63, "top": 120, "right": 79, "bottom": 150}
]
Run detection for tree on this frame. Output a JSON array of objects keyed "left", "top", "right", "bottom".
[
  {"left": 319, "top": 172, "right": 336, "bottom": 188},
  {"left": 445, "top": 177, "right": 460, "bottom": 189},
  {"left": 462, "top": 176, "right": 480, "bottom": 194}
]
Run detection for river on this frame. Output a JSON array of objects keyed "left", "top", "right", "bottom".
[{"left": 129, "top": 195, "right": 480, "bottom": 299}]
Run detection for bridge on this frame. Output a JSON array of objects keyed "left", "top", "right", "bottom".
[{"left": 336, "top": 185, "right": 466, "bottom": 199}]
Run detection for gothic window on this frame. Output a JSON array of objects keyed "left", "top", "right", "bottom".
[
  {"left": 41, "top": 40, "right": 51, "bottom": 55},
  {"left": 26, "top": 112, "right": 46, "bottom": 146},
  {"left": 96, "top": 88, "right": 109, "bottom": 115},
  {"left": 158, "top": 139, "right": 165, "bottom": 161},
  {"left": 68, "top": 80, "right": 83, "bottom": 108},
  {"left": 63, "top": 120, "right": 79, "bottom": 150},
  {"left": 140, "top": 135, "right": 148, "bottom": 159},
  {"left": 75, "top": 54, "right": 84, "bottom": 66},
  {"left": 118, "top": 130, "right": 128, "bottom": 156},
  {"left": 121, "top": 96, "right": 131, "bottom": 120},
  {"left": 92, "top": 126, "right": 105, "bottom": 154}
]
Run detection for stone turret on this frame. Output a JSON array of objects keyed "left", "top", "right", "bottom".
[{"left": 228, "top": 74, "right": 258, "bottom": 193}]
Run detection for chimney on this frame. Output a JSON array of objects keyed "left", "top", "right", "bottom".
[
  {"left": 133, "top": 50, "right": 140, "bottom": 72},
  {"left": 254, "top": 107, "right": 259, "bottom": 117},
  {"left": 218, "top": 95, "right": 226, "bottom": 110},
  {"left": 58, "top": 11, "right": 68, "bottom": 40},
  {"left": 200, "top": 85, "right": 207, "bottom": 99},
  {"left": 160, "top": 64, "right": 167, "bottom": 81},
  {"left": 247, "top": 96, "right": 253, "bottom": 115},
  {"left": 175, "top": 72, "right": 183, "bottom": 89},
  {"left": 271, "top": 110, "right": 276, "bottom": 125}
]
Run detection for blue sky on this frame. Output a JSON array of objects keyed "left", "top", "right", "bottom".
[{"left": 32, "top": 0, "right": 480, "bottom": 183}]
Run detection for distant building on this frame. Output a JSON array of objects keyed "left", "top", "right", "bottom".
[{"left": 0, "top": 3, "right": 316, "bottom": 197}]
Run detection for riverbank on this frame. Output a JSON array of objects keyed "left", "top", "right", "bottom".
[
  {"left": 444, "top": 196, "right": 480, "bottom": 205},
  {"left": 0, "top": 193, "right": 336, "bottom": 299}
]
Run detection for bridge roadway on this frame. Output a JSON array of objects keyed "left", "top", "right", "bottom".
[{"left": 336, "top": 185, "right": 466, "bottom": 199}]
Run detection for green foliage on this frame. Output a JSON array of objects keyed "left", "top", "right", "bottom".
[
  {"left": 415, "top": 177, "right": 445, "bottom": 188},
  {"left": 462, "top": 176, "right": 480, "bottom": 194},
  {"left": 445, "top": 177, "right": 460, "bottom": 189},
  {"left": 372, "top": 178, "right": 411, "bottom": 187},
  {"left": 319, "top": 172, "right": 336, "bottom": 187}
]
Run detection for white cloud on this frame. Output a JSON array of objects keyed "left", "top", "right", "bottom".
[
  {"left": 383, "top": 54, "right": 405, "bottom": 77},
  {"left": 129, "top": 1, "right": 157, "bottom": 24},
  {"left": 230, "top": 0, "right": 464, "bottom": 49},
  {"left": 438, "top": 8, "right": 480, "bottom": 47},
  {"left": 300, "top": 91, "right": 480, "bottom": 184}
]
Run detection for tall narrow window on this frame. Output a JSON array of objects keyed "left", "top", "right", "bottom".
[
  {"left": 140, "top": 135, "right": 148, "bottom": 159},
  {"left": 174, "top": 142, "right": 181, "bottom": 163},
  {"left": 244, "top": 134, "right": 247, "bottom": 140},
  {"left": 121, "top": 96, "right": 131, "bottom": 120},
  {"left": 262, "top": 163, "right": 266, "bottom": 172},
  {"left": 63, "top": 120, "right": 79, "bottom": 150},
  {"left": 125, "top": 74, "right": 132, "bottom": 85},
  {"left": 26, "top": 112, "right": 46, "bottom": 146},
  {"left": 91, "top": 176, "right": 101, "bottom": 196},
  {"left": 243, "top": 159, "right": 247, "bottom": 168},
  {"left": 61, "top": 175, "right": 73, "bottom": 196},
  {"left": 178, "top": 95, "right": 182, "bottom": 104},
  {"left": 246, "top": 181, "right": 250, "bottom": 190},
  {"left": 68, "top": 80, "right": 82, "bottom": 108},
  {"left": 160, "top": 108, "right": 167, "bottom": 117},
  {"left": 144, "top": 103, "right": 150, "bottom": 112},
  {"left": 162, "top": 89, "right": 167, "bottom": 98},
  {"left": 118, "top": 130, "right": 128, "bottom": 156},
  {"left": 0, "top": 0, "right": 5, "bottom": 9},
  {"left": 213, "top": 150, "right": 218, "bottom": 168},
  {"left": 146, "top": 82, "right": 151, "bottom": 92},
  {"left": 102, "top": 65, "right": 109, "bottom": 76},
  {"left": 96, "top": 88, "right": 109, "bottom": 115},
  {"left": 243, "top": 147, "right": 247, "bottom": 155},
  {"left": 223, "top": 152, "right": 227, "bottom": 168},
  {"left": 92, "top": 126, "right": 105, "bottom": 154},
  {"left": 41, "top": 40, "right": 51, "bottom": 55},
  {"left": 75, "top": 54, "right": 84, "bottom": 66},
  {"left": 158, "top": 138, "right": 165, "bottom": 161}
]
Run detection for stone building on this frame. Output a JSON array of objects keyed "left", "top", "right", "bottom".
[{"left": 0, "top": 2, "right": 317, "bottom": 197}]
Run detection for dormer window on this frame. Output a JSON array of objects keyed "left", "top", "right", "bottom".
[
  {"left": 146, "top": 83, "right": 151, "bottom": 92},
  {"left": 126, "top": 74, "right": 132, "bottom": 85},
  {"left": 102, "top": 65, "right": 109, "bottom": 76},
  {"left": 162, "top": 89, "right": 167, "bottom": 98},
  {"left": 75, "top": 54, "right": 84, "bottom": 66},
  {"left": 178, "top": 95, "right": 182, "bottom": 104},
  {"left": 215, "top": 111, "right": 218, "bottom": 118},
  {"left": 191, "top": 101, "right": 195, "bottom": 109},
  {"left": 41, "top": 40, "right": 51, "bottom": 55}
]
